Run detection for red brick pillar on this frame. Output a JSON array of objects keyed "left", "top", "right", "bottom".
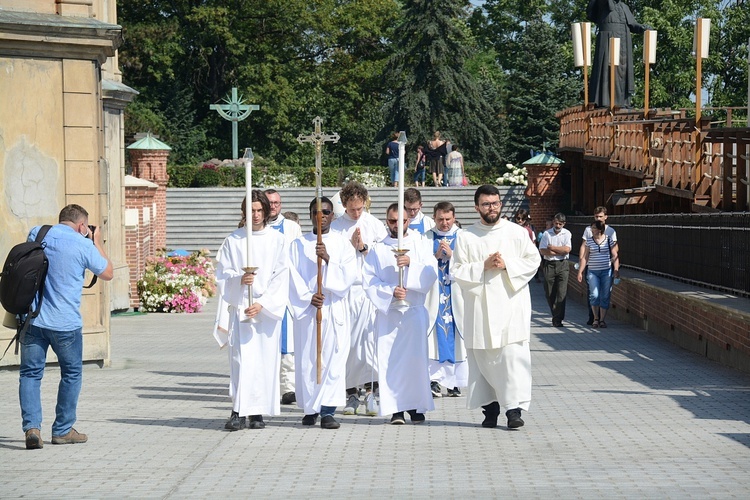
[
  {"left": 524, "top": 156, "right": 565, "bottom": 234},
  {"left": 127, "top": 134, "right": 171, "bottom": 251},
  {"left": 124, "top": 176, "right": 158, "bottom": 310}
]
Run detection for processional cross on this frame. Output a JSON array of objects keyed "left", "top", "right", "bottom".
[
  {"left": 209, "top": 87, "right": 259, "bottom": 160},
  {"left": 296, "top": 116, "right": 339, "bottom": 384}
]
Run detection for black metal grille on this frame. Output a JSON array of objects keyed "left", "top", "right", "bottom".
[{"left": 567, "top": 213, "right": 750, "bottom": 297}]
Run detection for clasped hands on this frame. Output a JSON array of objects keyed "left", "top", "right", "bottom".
[{"left": 484, "top": 251, "right": 506, "bottom": 270}]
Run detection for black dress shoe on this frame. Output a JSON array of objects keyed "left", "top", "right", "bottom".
[
  {"left": 248, "top": 415, "right": 265, "bottom": 429},
  {"left": 320, "top": 415, "right": 340, "bottom": 429},
  {"left": 281, "top": 391, "right": 296, "bottom": 405},
  {"left": 481, "top": 402, "right": 500, "bottom": 428},
  {"left": 302, "top": 413, "right": 319, "bottom": 426},
  {"left": 224, "top": 411, "right": 246, "bottom": 431},
  {"left": 390, "top": 412, "right": 406, "bottom": 425},
  {"left": 407, "top": 410, "right": 425, "bottom": 424},
  {"left": 506, "top": 408, "right": 525, "bottom": 429}
]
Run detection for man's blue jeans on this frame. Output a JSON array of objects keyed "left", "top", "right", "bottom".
[{"left": 19, "top": 324, "right": 83, "bottom": 436}]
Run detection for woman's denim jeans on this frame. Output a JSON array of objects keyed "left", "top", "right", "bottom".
[
  {"left": 587, "top": 268, "right": 613, "bottom": 309},
  {"left": 19, "top": 324, "right": 83, "bottom": 436}
]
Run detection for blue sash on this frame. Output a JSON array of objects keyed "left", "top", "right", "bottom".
[
  {"left": 409, "top": 216, "right": 426, "bottom": 234},
  {"left": 269, "top": 219, "right": 290, "bottom": 354},
  {"left": 432, "top": 232, "right": 458, "bottom": 362}
]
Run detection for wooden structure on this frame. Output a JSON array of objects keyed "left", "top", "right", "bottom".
[{"left": 557, "top": 106, "right": 750, "bottom": 214}]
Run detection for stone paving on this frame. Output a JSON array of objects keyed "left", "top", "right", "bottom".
[{"left": 1, "top": 281, "right": 749, "bottom": 499}]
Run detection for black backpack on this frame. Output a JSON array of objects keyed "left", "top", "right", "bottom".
[{"left": 0, "top": 225, "right": 52, "bottom": 358}]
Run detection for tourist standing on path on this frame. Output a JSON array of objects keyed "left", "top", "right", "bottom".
[
  {"left": 445, "top": 146, "right": 465, "bottom": 187},
  {"left": 330, "top": 181, "right": 388, "bottom": 417},
  {"left": 386, "top": 132, "right": 401, "bottom": 187},
  {"left": 405, "top": 187, "right": 435, "bottom": 235},
  {"left": 452, "top": 185, "right": 540, "bottom": 430},
  {"left": 579, "top": 206, "right": 619, "bottom": 325},
  {"left": 19, "top": 204, "right": 113, "bottom": 450},
  {"left": 363, "top": 203, "right": 437, "bottom": 425},
  {"left": 577, "top": 220, "right": 619, "bottom": 329},
  {"left": 413, "top": 145, "right": 427, "bottom": 187},
  {"left": 215, "top": 191, "right": 289, "bottom": 431},
  {"left": 425, "top": 131, "right": 448, "bottom": 187},
  {"left": 539, "top": 213, "right": 572, "bottom": 328},
  {"left": 425, "top": 202, "right": 467, "bottom": 398},
  {"left": 264, "top": 189, "right": 302, "bottom": 406},
  {"left": 289, "top": 197, "right": 357, "bottom": 429}
]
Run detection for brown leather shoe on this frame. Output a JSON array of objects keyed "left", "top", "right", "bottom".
[
  {"left": 25, "top": 428, "right": 43, "bottom": 449},
  {"left": 51, "top": 428, "right": 88, "bottom": 445}
]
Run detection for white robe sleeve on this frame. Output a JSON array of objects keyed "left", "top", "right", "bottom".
[
  {"left": 402, "top": 241, "right": 438, "bottom": 293},
  {"left": 254, "top": 237, "right": 290, "bottom": 321},
  {"left": 215, "top": 233, "right": 246, "bottom": 308},
  {"left": 362, "top": 246, "right": 397, "bottom": 314},
  {"left": 503, "top": 233, "right": 541, "bottom": 292}
]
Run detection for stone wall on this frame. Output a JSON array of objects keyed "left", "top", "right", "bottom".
[{"left": 567, "top": 263, "right": 750, "bottom": 374}]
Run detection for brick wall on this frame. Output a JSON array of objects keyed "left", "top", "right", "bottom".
[
  {"left": 525, "top": 163, "right": 564, "bottom": 234},
  {"left": 567, "top": 262, "right": 750, "bottom": 373},
  {"left": 124, "top": 176, "right": 157, "bottom": 310},
  {"left": 128, "top": 149, "right": 169, "bottom": 250}
]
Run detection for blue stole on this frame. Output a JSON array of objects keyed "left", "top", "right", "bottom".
[
  {"left": 432, "top": 231, "right": 458, "bottom": 362},
  {"left": 269, "top": 219, "right": 291, "bottom": 355},
  {"left": 409, "top": 215, "right": 426, "bottom": 234}
]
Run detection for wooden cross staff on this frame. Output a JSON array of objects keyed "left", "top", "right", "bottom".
[{"left": 296, "top": 116, "right": 339, "bottom": 384}]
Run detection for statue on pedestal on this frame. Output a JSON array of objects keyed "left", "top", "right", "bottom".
[{"left": 587, "top": 0, "right": 652, "bottom": 108}]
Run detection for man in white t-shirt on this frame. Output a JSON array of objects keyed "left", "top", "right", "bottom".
[
  {"left": 579, "top": 206, "right": 619, "bottom": 325},
  {"left": 539, "top": 213, "right": 572, "bottom": 327}
]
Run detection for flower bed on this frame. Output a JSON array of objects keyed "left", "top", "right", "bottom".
[{"left": 137, "top": 250, "right": 216, "bottom": 313}]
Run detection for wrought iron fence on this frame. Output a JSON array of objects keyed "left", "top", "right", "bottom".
[{"left": 567, "top": 213, "right": 750, "bottom": 297}]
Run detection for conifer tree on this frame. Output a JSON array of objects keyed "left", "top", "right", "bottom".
[{"left": 383, "top": 0, "right": 503, "bottom": 166}]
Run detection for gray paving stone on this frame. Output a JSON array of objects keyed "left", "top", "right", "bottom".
[{"left": 1, "top": 281, "right": 749, "bottom": 498}]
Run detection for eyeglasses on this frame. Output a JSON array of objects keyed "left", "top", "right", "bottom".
[
  {"left": 268, "top": 201, "right": 281, "bottom": 206},
  {"left": 480, "top": 201, "right": 501, "bottom": 209},
  {"left": 312, "top": 209, "right": 332, "bottom": 216},
  {"left": 386, "top": 219, "right": 410, "bottom": 225}
]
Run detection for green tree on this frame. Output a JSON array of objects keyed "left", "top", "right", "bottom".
[
  {"left": 119, "top": 0, "right": 397, "bottom": 165},
  {"left": 506, "top": 16, "right": 579, "bottom": 162},
  {"left": 383, "top": 0, "right": 503, "bottom": 166}
]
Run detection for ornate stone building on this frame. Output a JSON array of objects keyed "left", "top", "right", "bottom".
[{"left": 0, "top": 0, "right": 135, "bottom": 366}]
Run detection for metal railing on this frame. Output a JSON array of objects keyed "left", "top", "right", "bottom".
[{"left": 567, "top": 213, "right": 750, "bottom": 297}]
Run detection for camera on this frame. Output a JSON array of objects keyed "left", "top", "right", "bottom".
[{"left": 87, "top": 225, "right": 97, "bottom": 240}]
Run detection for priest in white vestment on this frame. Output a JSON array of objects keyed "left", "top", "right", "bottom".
[
  {"left": 214, "top": 190, "right": 289, "bottom": 431},
  {"left": 263, "top": 189, "right": 303, "bottom": 405},
  {"left": 363, "top": 203, "right": 437, "bottom": 425},
  {"left": 425, "top": 202, "right": 467, "bottom": 396},
  {"left": 452, "top": 185, "right": 541, "bottom": 430},
  {"left": 289, "top": 197, "right": 357, "bottom": 429},
  {"left": 330, "top": 181, "right": 388, "bottom": 416}
]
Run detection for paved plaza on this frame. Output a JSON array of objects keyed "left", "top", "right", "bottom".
[{"left": 1, "top": 281, "right": 749, "bottom": 499}]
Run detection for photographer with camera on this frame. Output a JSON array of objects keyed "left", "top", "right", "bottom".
[{"left": 20, "top": 204, "right": 113, "bottom": 450}]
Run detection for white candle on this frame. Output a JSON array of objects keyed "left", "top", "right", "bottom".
[
  {"left": 243, "top": 148, "right": 254, "bottom": 267},
  {"left": 397, "top": 132, "right": 406, "bottom": 249}
]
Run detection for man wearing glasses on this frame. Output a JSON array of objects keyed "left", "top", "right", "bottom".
[
  {"left": 288, "top": 197, "right": 357, "bottom": 429},
  {"left": 452, "top": 185, "right": 540, "bottom": 430},
  {"left": 404, "top": 188, "right": 435, "bottom": 235},
  {"left": 263, "top": 189, "right": 302, "bottom": 406}
]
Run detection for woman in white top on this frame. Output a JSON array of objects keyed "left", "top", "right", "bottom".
[{"left": 576, "top": 220, "right": 619, "bottom": 328}]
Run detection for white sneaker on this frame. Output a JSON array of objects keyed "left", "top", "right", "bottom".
[
  {"left": 343, "top": 394, "right": 359, "bottom": 415},
  {"left": 357, "top": 392, "right": 379, "bottom": 416}
]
